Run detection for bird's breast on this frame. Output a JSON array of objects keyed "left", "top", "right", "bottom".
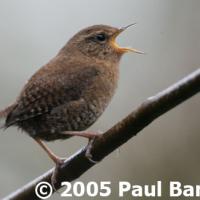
[{"left": 83, "top": 63, "right": 119, "bottom": 118}]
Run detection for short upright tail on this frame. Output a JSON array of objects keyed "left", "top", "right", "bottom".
[
  {"left": 0, "top": 104, "right": 15, "bottom": 119},
  {"left": 0, "top": 104, "right": 16, "bottom": 129}
]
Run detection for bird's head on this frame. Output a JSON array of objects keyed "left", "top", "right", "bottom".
[{"left": 63, "top": 24, "right": 143, "bottom": 62}]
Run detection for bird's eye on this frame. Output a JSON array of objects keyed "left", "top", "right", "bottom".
[{"left": 95, "top": 33, "right": 107, "bottom": 42}]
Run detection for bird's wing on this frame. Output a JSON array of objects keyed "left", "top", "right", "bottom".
[{"left": 5, "top": 66, "right": 100, "bottom": 127}]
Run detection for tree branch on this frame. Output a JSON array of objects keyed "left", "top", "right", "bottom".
[{"left": 4, "top": 68, "right": 200, "bottom": 200}]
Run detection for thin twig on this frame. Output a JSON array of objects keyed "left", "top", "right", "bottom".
[{"left": 3, "top": 68, "right": 200, "bottom": 200}]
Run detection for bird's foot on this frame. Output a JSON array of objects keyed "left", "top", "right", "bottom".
[
  {"left": 51, "top": 158, "right": 66, "bottom": 191},
  {"left": 61, "top": 130, "right": 103, "bottom": 163},
  {"left": 85, "top": 134, "right": 102, "bottom": 163}
]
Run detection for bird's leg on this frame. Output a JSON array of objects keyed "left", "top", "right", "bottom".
[
  {"left": 62, "top": 131, "right": 102, "bottom": 163},
  {"left": 34, "top": 139, "right": 65, "bottom": 188},
  {"left": 62, "top": 130, "right": 101, "bottom": 139},
  {"left": 35, "top": 139, "right": 64, "bottom": 164}
]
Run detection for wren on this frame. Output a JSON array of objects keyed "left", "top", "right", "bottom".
[{"left": 0, "top": 24, "right": 142, "bottom": 185}]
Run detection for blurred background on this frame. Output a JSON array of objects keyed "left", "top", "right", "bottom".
[{"left": 0, "top": 0, "right": 199, "bottom": 199}]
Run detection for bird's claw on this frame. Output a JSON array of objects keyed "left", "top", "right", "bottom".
[
  {"left": 85, "top": 136, "right": 100, "bottom": 164},
  {"left": 51, "top": 158, "right": 65, "bottom": 192}
]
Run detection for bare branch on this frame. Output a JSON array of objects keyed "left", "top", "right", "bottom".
[{"left": 3, "top": 68, "right": 200, "bottom": 200}]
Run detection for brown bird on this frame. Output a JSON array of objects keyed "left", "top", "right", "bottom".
[{"left": 0, "top": 24, "right": 142, "bottom": 184}]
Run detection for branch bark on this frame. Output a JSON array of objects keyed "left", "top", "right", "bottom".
[{"left": 3, "top": 68, "right": 200, "bottom": 200}]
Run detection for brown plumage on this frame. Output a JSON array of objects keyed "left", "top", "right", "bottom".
[{"left": 0, "top": 24, "right": 142, "bottom": 185}]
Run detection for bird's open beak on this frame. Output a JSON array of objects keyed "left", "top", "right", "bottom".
[{"left": 110, "top": 23, "right": 144, "bottom": 54}]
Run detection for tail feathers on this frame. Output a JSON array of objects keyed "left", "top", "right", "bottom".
[
  {"left": 0, "top": 105, "right": 13, "bottom": 119},
  {"left": 0, "top": 104, "right": 16, "bottom": 129},
  {"left": 0, "top": 104, "right": 15, "bottom": 119}
]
